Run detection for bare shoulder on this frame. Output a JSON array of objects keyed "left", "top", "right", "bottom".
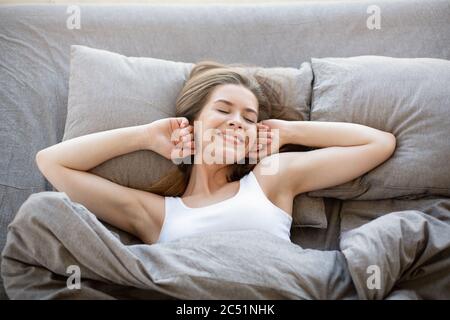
[
  {"left": 252, "top": 154, "right": 295, "bottom": 216},
  {"left": 252, "top": 154, "right": 289, "bottom": 194}
]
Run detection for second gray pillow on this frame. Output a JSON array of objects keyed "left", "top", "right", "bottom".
[{"left": 308, "top": 56, "right": 450, "bottom": 200}]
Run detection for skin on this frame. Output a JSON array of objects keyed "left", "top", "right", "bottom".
[
  {"left": 36, "top": 84, "right": 396, "bottom": 245},
  {"left": 150, "top": 84, "right": 288, "bottom": 212},
  {"left": 142, "top": 83, "right": 396, "bottom": 242},
  {"left": 180, "top": 84, "right": 264, "bottom": 208}
]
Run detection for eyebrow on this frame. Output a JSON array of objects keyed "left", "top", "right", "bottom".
[{"left": 213, "top": 99, "right": 258, "bottom": 116}]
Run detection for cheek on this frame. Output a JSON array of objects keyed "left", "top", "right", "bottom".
[
  {"left": 196, "top": 125, "right": 221, "bottom": 144},
  {"left": 202, "top": 113, "right": 222, "bottom": 129},
  {"left": 194, "top": 115, "right": 219, "bottom": 140}
]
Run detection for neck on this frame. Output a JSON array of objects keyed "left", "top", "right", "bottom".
[{"left": 183, "top": 163, "right": 231, "bottom": 198}]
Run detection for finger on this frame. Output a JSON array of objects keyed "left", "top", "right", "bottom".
[
  {"left": 173, "top": 144, "right": 191, "bottom": 158},
  {"left": 182, "top": 140, "right": 195, "bottom": 149},
  {"left": 257, "top": 130, "right": 269, "bottom": 139},
  {"left": 250, "top": 137, "right": 269, "bottom": 149},
  {"left": 258, "top": 121, "right": 269, "bottom": 128},
  {"left": 172, "top": 127, "right": 186, "bottom": 142},
  {"left": 256, "top": 137, "right": 272, "bottom": 145},
  {"left": 256, "top": 125, "right": 265, "bottom": 132},
  {"left": 186, "top": 126, "right": 194, "bottom": 135},
  {"left": 184, "top": 142, "right": 197, "bottom": 156},
  {"left": 258, "top": 126, "right": 269, "bottom": 132},
  {"left": 178, "top": 126, "right": 193, "bottom": 137},
  {"left": 179, "top": 139, "right": 196, "bottom": 154},
  {"left": 265, "top": 143, "right": 276, "bottom": 155},
  {"left": 180, "top": 133, "right": 193, "bottom": 142},
  {"left": 258, "top": 130, "right": 274, "bottom": 137},
  {"left": 259, "top": 129, "right": 275, "bottom": 135},
  {"left": 179, "top": 117, "right": 189, "bottom": 128}
]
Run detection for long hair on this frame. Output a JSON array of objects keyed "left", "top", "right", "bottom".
[{"left": 144, "top": 60, "right": 309, "bottom": 196}]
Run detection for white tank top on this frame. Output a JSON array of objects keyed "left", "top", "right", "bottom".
[{"left": 157, "top": 171, "right": 292, "bottom": 243}]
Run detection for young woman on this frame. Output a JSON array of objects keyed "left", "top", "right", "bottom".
[{"left": 35, "top": 61, "right": 396, "bottom": 245}]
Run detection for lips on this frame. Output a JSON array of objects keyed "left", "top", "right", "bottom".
[{"left": 217, "top": 130, "right": 244, "bottom": 144}]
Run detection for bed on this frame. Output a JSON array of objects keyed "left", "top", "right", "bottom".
[{"left": 1, "top": 1, "right": 449, "bottom": 299}]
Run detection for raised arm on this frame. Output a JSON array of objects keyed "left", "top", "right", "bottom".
[
  {"left": 35, "top": 124, "right": 163, "bottom": 243},
  {"left": 36, "top": 125, "right": 149, "bottom": 171},
  {"left": 35, "top": 117, "right": 195, "bottom": 244},
  {"left": 282, "top": 120, "right": 395, "bottom": 149},
  {"left": 255, "top": 120, "right": 396, "bottom": 197}
]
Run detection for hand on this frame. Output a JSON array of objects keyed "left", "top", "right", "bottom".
[
  {"left": 143, "top": 117, "right": 195, "bottom": 161},
  {"left": 248, "top": 119, "right": 288, "bottom": 162}
]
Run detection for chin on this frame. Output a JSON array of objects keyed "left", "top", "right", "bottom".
[
  {"left": 221, "top": 149, "right": 248, "bottom": 164},
  {"left": 206, "top": 136, "right": 249, "bottom": 164}
]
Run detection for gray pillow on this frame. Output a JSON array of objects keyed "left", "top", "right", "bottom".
[
  {"left": 308, "top": 56, "right": 450, "bottom": 200},
  {"left": 63, "top": 45, "right": 327, "bottom": 228}
]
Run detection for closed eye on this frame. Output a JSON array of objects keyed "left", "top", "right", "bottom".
[{"left": 217, "top": 109, "right": 255, "bottom": 123}]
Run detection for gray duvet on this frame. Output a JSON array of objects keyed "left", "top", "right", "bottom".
[{"left": 1, "top": 192, "right": 449, "bottom": 300}]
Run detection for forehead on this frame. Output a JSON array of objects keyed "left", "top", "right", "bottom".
[{"left": 208, "top": 84, "right": 258, "bottom": 109}]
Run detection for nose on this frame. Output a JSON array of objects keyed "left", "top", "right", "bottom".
[{"left": 226, "top": 117, "right": 243, "bottom": 130}]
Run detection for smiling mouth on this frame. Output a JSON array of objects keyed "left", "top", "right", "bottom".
[{"left": 216, "top": 132, "right": 243, "bottom": 145}]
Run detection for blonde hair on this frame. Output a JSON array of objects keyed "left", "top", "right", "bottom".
[{"left": 144, "top": 60, "right": 308, "bottom": 196}]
